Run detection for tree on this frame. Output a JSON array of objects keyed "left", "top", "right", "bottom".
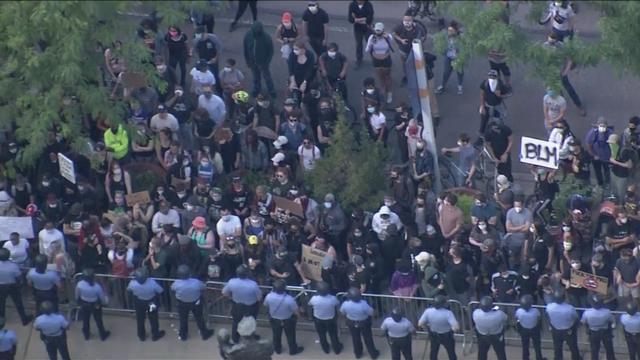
[{"left": 305, "top": 95, "right": 388, "bottom": 212}]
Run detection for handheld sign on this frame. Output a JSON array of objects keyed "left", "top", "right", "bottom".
[
  {"left": 58, "top": 153, "right": 76, "bottom": 184},
  {"left": 0, "top": 217, "right": 34, "bottom": 240},
  {"left": 300, "top": 245, "right": 327, "bottom": 282},
  {"left": 570, "top": 268, "right": 608, "bottom": 295},
  {"left": 125, "top": 191, "right": 151, "bottom": 206},
  {"left": 519, "top": 136, "right": 559, "bottom": 169},
  {"left": 272, "top": 196, "right": 304, "bottom": 218}
]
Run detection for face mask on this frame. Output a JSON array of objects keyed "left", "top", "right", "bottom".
[
  {"left": 49, "top": 203, "right": 58, "bottom": 208},
  {"left": 212, "top": 194, "right": 222, "bottom": 201},
  {"left": 562, "top": 226, "right": 571, "bottom": 232},
  {"left": 416, "top": 142, "right": 425, "bottom": 150},
  {"left": 529, "top": 226, "right": 536, "bottom": 233},
  {"left": 174, "top": 89, "right": 184, "bottom": 96},
  {"left": 620, "top": 217, "right": 629, "bottom": 224},
  {"left": 366, "top": 88, "right": 375, "bottom": 95},
  {"left": 547, "top": 90, "right": 556, "bottom": 97},
  {"left": 564, "top": 241, "right": 573, "bottom": 251},
  {"left": 571, "top": 263, "right": 580, "bottom": 270},
  {"left": 327, "top": 51, "right": 336, "bottom": 58},
  {"left": 375, "top": 30, "right": 383, "bottom": 36},
  {"left": 324, "top": 202, "right": 332, "bottom": 209},
  {"left": 384, "top": 200, "right": 393, "bottom": 207},
  {"left": 569, "top": 146, "right": 577, "bottom": 152},
  {"left": 403, "top": 21, "right": 413, "bottom": 28},
  {"left": 308, "top": 5, "right": 318, "bottom": 13},
  {"left": 222, "top": 215, "right": 231, "bottom": 222},
  {"left": 258, "top": 101, "right": 270, "bottom": 108},
  {"left": 293, "top": 49, "right": 301, "bottom": 55},
  {"left": 554, "top": 1, "right": 562, "bottom": 6},
  {"left": 598, "top": 126, "right": 607, "bottom": 133},
  {"left": 488, "top": 79, "right": 498, "bottom": 92},
  {"left": 78, "top": 185, "right": 85, "bottom": 192},
  {"left": 475, "top": 201, "right": 484, "bottom": 207},
  {"left": 185, "top": 204, "right": 193, "bottom": 211},
  {"left": 522, "top": 274, "right": 530, "bottom": 279},
  {"left": 354, "top": 232, "right": 362, "bottom": 238},
  {"left": 177, "top": 192, "right": 186, "bottom": 198},
  {"left": 156, "top": 65, "right": 167, "bottom": 72},
  {"left": 478, "top": 224, "right": 487, "bottom": 230},
  {"left": 283, "top": 21, "right": 292, "bottom": 28},
  {"left": 113, "top": 168, "right": 122, "bottom": 176},
  {"left": 514, "top": 206, "right": 522, "bottom": 213},
  {"left": 223, "top": 67, "right": 232, "bottom": 73},
  {"left": 457, "top": 141, "right": 464, "bottom": 147},
  {"left": 367, "top": 107, "right": 375, "bottom": 114},
  {"left": 182, "top": 160, "right": 189, "bottom": 166},
  {"left": 42, "top": 181, "right": 50, "bottom": 187}
]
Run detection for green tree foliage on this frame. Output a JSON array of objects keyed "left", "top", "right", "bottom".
[
  {"left": 305, "top": 96, "right": 387, "bottom": 212},
  {"left": 593, "top": 1, "right": 640, "bottom": 77}
]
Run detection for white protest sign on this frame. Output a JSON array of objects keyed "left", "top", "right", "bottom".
[
  {"left": 0, "top": 216, "right": 34, "bottom": 240},
  {"left": 519, "top": 136, "right": 560, "bottom": 169},
  {"left": 57, "top": 153, "right": 76, "bottom": 184},
  {"left": 300, "top": 245, "right": 327, "bottom": 282}
]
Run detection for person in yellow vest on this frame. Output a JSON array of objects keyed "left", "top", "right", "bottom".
[{"left": 104, "top": 122, "right": 130, "bottom": 164}]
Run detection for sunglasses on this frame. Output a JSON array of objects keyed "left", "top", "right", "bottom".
[
  {"left": 289, "top": 118, "right": 299, "bottom": 122},
  {"left": 302, "top": 141, "right": 310, "bottom": 145}
]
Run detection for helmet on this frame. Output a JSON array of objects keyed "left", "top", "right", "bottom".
[
  {"left": 0, "top": 249, "right": 9, "bottom": 261},
  {"left": 433, "top": 295, "right": 447, "bottom": 309},
  {"left": 217, "top": 328, "right": 231, "bottom": 344},
  {"left": 34, "top": 254, "right": 48, "bottom": 272},
  {"left": 590, "top": 294, "right": 604, "bottom": 309},
  {"left": 40, "top": 300, "right": 54, "bottom": 315},
  {"left": 232, "top": 90, "right": 249, "bottom": 104},
  {"left": 627, "top": 301, "right": 638, "bottom": 316},
  {"left": 479, "top": 296, "right": 494, "bottom": 312},
  {"left": 520, "top": 294, "right": 533, "bottom": 310},
  {"left": 391, "top": 307, "right": 404, "bottom": 322},
  {"left": 236, "top": 264, "right": 249, "bottom": 279},
  {"left": 177, "top": 265, "right": 191, "bottom": 280},
  {"left": 273, "top": 279, "right": 286, "bottom": 294},
  {"left": 83, "top": 268, "right": 95, "bottom": 284},
  {"left": 134, "top": 267, "right": 149, "bottom": 284},
  {"left": 348, "top": 287, "right": 362, "bottom": 302},
  {"left": 552, "top": 288, "right": 566, "bottom": 304},
  {"left": 316, "top": 281, "right": 330, "bottom": 296}
]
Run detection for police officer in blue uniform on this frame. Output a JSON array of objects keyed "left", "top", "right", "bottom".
[
  {"left": 75, "top": 268, "right": 110, "bottom": 341},
  {"left": 27, "top": 255, "right": 61, "bottom": 314},
  {"left": 472, "top": 296, "right": 507, "bottom": 360},
  {"left": 127, "top": 267, "right": 166, "bottom": 342},
  {"left": 339, "top": 287, "right": 380, "bottom": 359},
  {"left": 545, "top": 288, "right": 582, "bottom": 360},
  {"left": 581, "top": 294, "right": 615, "bottom": 360},
  {"left": 308, "top": 281, "right": 343, "bottom": 354},
  {"left": 263, "top": 279, "right": 304, "bottom": 355},
  {"left": 418, "top": 295, "right": 459, "bottom": 360},
  {"left": 222, "top": 265, "right": 262, "bottom": 343},
  {"left": 515, "top": 294, "right": 546, "bottom": 360},
  {"left": 381, "top": 307, "right": 415, "bottom": 360},
  {"left": 171, "top": 264, "right": 213, "bottom": 341},
  {"left": 621, "top": 302, "right": 640, "bottom": 360},
  {"left": 0, "top": 316, "right": 17, "bottom": 360},
  {"left": 34, "top": 301, "right": 71, "bottom": 360},
  {"left": 0, "top": 248, "right": 33, "bottom": 325}
]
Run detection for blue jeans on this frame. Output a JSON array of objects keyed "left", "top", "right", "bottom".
[
  {"left": 250, "top": 65, "right": 275, "bottom": 96},
  {"left": 442, "top": 57, "right": 463, "bottom": 87}
]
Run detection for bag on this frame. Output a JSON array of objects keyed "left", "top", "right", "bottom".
[{"left": 281, "top": 44, "right": 292, "bottom": 59}]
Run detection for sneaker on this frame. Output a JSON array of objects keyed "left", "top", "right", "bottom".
[
  {"left": 229, "top": 22, "right": 237, "bottom": 32},
  {"left": 202, "top": 330, "right": 214, "bottom": 341},
  {"left": 370, "top": 350, "right": 380, "bottom": 359},
  {"left": 457, "top": 85, "right": 463, "bottom": 95},
  {"left": 138, "top": 336, "right": 146, "bottom": 342},
  {"left": 100, "top": 331, "right": 111, "bottom": 341},
  {"left": 152, "top": 330, "right": 166, "bottom": 342},
  {"left": 178, "top": 335, "right": 187, "bottom": 342},
  {"left": 290, "top": 346, "right": 304, "bottom": 355},
  {"left": 386, "top": 92, "right": 393, "bottom": 104},
  {"left": 435, "top": 85, "right": 445, "bottom": 94},
  {"left": 334, "top": 343, "right": 344, "bottom": 354},
  {"left": 274, "top": 348, "right": 282, "bottom": 354},
  {"left": 22, "top": 315, "right": 33, "bottom": 326}
]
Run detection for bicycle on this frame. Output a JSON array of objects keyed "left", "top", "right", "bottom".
[
  {"left": 474, "top": 143, "right": 498, "bottom": 197},
  {"left": 406, "top": 0, "right": 443, "bottom": 36}
]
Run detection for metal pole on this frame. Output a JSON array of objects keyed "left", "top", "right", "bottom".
[{"left": 412, "top": 39, "right": 441, "bottom": 193}]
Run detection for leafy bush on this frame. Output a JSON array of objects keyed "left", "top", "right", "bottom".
[{"left": 552, "top": 176, "right": 594, "bottom": 221}]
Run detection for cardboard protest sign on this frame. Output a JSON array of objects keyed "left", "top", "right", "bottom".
[
  {"left": 103, "top": 211, "right": 126, "bottom": 224},
  {"left": 300, "top": 245, "right": 327, "bottom": 282},
  {"left": 125, "top": 191, "right": 151, "bottom": 206},
  {"left": 58, "top": 153, "right": 76, "bottom": 184},
  {"left": 254, "top": 126, "right": 278, "bottom": 140},
  {"left": 570, "top": 268, "right": 608, "bottom": 295},
  {"left": 520, "top": 136, "right": 560, "bottom": 169},
  {"left": 272, "top": 196, "right": 304, "bottom": 218},
  {"left": 0, "top": 217, "right": 34, "bottom": 240},
  {"left": 171, "top": 176, "right": 191, "bottom": 192}
]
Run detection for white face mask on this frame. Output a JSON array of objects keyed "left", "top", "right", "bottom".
[
  {"left": 562, "top": 226, "right": 571, "bottom": 232},
  {"left": 403, "top": 21, "right": 412, "bottom": 28},
  {"left": 293, "top": 49, "right": 301, "bottom": 55},
  {"left": 182, "top": 160, "right": 189, "bottom": 166},
  {"left": 308, "top": 5, "right": 318, "bottom": 13},
  {"left": 488, "top": 78, "right": 498, "bottom": 92},
  {"left": 283, "top": 22, "right": 292, "bottom": 28},
  {"left": 367, "top": 107, "right": 375, "bottom": 114},
  {"left": 620, "top": 217, "right": 629, "bottom": 224},
  {"left": 185, "top": 204, "right": 194, "bottom": 211},
  {"left": 156, "top": 65, "right": 167, "bottom": 72},
  {"left": 514, "top": 206, "right": 522, "bottom": 213},
  {"left": 222, "top": 215, "right": 231, "bottom": 222},
  {"left": 598, "top": 126, "right": 607, "bottom": 133},
  {"left": 223, "top": 67, "right": 231, "bottom": 72},
  {"left": 366, "top": 88, "right": 375, "bottom": 95},
  {"left": 478, "top": 224, "right": 487, "bottom": 230},
  {"left": 42, "top": 181, "right": 50, "bottom": 187},
  {"left": 324, "top": 202, "right": 332, "bottom": 209},
  {"left": 327, "top": 51, "right": 336, "bottom": 58},
  {"left": 529, "top": 226, "right": 536, "bottom": 233},
  {"left": 554, "top": 1, "right": 562, "bottom": 6},
  {"left": 175, "top": 89, "right": 184, "bottom": 96},
  {"left": 571, "top": 263, "right": 580, "bottom": 270}
]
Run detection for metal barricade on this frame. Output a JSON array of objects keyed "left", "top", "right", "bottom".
[{"left": 467, "top": 301, "right": 628, "bottom": 355}]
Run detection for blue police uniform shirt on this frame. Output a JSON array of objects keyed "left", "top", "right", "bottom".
[
  {"left": 264, "top": 292, "right": 298, "bottom": 320},
  {"left": 35, "top": 314, "right": 69, "bottom": 337},
  {"left": 222, "top": 278, "right": 261, "bottom": 305},
  {"left": 171, "top": 278, "right": 205, "bottom": 302},
  {"left": 515, "top": 307, "right": 541, "bottom": 329},
  {"left": 418, "top": 308, "right": 459, "bottom": 334},
  {"left": 340, "top": 300, "right": 373, "bottom": 321},
  {"left": 581, "top": 308, "right": 614, "bottom": 331},
  {"left": 472, "top": 309, "right": 507, "bottom": 335},
  {"left": 0, "top": 329, "right": 17, "bottom": 352},
  {"left": 27, "top": 269, "right": 61, "bottom": 291},
  {"left": 381, "top": 317, "right": 414, "bottom": 338},
  {"left": 621, "top": 313, "right": 640, "bottom": 334},
  {"left": 545, "top": 302, "right": 578, "bottom": 330},
  {"left": 127, "top": 278, "right": 163, "bottom": 301},
  {"left": 309, "top": 294, "right": 340, "bottom": 320},
  {"left": 75, "top": 280, "right": 106, "bottom": 303},
  {"left": 0, "top": 261, "right": 21, "bottom": 285}
]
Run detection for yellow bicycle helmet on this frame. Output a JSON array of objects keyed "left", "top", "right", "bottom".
[{"left": 232, "top": 90, "right": 249, "bottom": 104}]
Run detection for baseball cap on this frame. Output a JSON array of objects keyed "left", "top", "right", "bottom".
[
  {"left": 374, "top": 22, "right": 384, "bottom": 32},
  {"left": 273, "top": 136, "right": 289, "bottom": 149},
  {"left": 379, "top": 205, "right": 391, "bottom": 215},
  {"left": 488, "top": 69, "right": 498, "bottom": 78},
  {"left": 271, "top": 152, "right": 285, "bottom": 165}
]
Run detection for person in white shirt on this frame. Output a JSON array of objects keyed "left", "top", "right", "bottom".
[
  {"left": 366, "top": 103, "right": 386, "bottom": 142},
  {"left": 216, "top": 207, "right": 242, "bottom": 238},
  {"left": 190, "top": 59, "right": 216, "bottom": 95},
  {"left": 197, "top": 86, "right": 227, "bottom": 127},
  {"left": 297, "top": 137, "right": 322, "bottom": 171},
  {"left": 542, "top": 88, "right": 567, "bottom": 131},
  {"left": 3, "top": 232, "right": 30, "bottom": 265},
  {"left": 549, "top": 1, "right": 575, "bottom": 41},
  {"left": 38, "top": 221, "right": 65, "bottom": 260},
  {"left": 151, "top": 201, "right": 181, "bottom": 234},
  {"left": 371, "top": 205, "right": 403, "bottom": 239},
  {"left": 149, "top": 105, "right": 179, "bottom": 134}
]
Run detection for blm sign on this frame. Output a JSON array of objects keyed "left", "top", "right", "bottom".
[{"left": 520, "top": 136, "right": 560, "bottom": 169}]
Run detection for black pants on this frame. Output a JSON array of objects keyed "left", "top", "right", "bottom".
[
  {"left": 430, "top": 331, "right": 457, "bottom": 360},
  {"left": 314, "top": 317, "right": 341, "bottom": 353},
  {"left": 477, "top": 333, "right": 507, "bottom": 360},
  {"left": 0, "top": 349, "right": 15, "bottom": 360},
  {"left": 208, "top": 61, "right": 222, "bottom": 95},
  {"left": 169, "top": 54, "right": 187, "bottom": 87},
  {"left": 625, "top": 331, "right": 640, "bottom": 360},
  {"left": 592, "top": 159, "right": 611, "bottom": 186},
  {"left": 177, "top": 299, "right": 208, "bottom": 339},
  {"left": 79, "top": 300, "right": 107, "bottom": 339},
  {"left": 34, "top": 288, "right": 59, "bottom": 315},
  {"left": 309, "top": 36, "right": 326, "bottom": 59},
  {"left": 354, "top": 28, "right": 369, "bottom": 63},
  {"left": 551, "top": 327, "right": 582, "bottom": 360},
  {"left": 518, "top": 324, "right": 544, "bottom": 360},
  {"left": 134, "top": 297, "right": 161, "bottom": 340},
  {"left": 348, "top": 318, "right": 378, "bottom": 358},
  {"left": 496, "top": 153, "right": 513, "bottom": 182},
  {"left": 0, "top": 284, "right": 29, "bottom": 323},
  {"left": 588, "top": 329, "right": 615, "bottom": 360},
  {"left": 231, "top": 302, "right": 259, "bottom": 342},
  {"left": 42, "top": 333, "right": 71, "bottom": 360},
  {"left": 233, "top": 0, "right": 257, "bottom": 22},
  {"left": 270, "top": 317, "right": 298, "bottom": 354},
  {"left": 389, "top": 335, "right": 413, "bottom": 360},
  {"left": 562, "top": 74, "right": 583, "bottom": 108}
]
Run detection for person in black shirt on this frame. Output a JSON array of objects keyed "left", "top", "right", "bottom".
[
  {"left": 347, "top": 227, "right": 370, "bottom": 259},
  {"left": 484, "top": 122, "right": 513, "bottom": 182},
  {"left": 491, "top": 263, "right": 518, "bottom": 303},
  {"left": 364, "top": 243, "right": 385, "bottom": 294},
  {"left": 288, "top": 41, "right": 316, "bottom": 99},
  {"left": 164, "top": 26, "right": 189, "bottom": 87},
  {"left": 479, "top": 69, "right": 507, "bottom": 135},
  {"left": 318, "top": 43, "right": 349, "bottom": 101},
  {"left": 229, "top": 0, "right": 258, "bottom": 32},
  {"left": 193, "top": 26, "right": 222, "bottom": 94},
  {"left": 609, "top": 133, "right": 635, "bottom": 203},
  {"left": 155, "top": 58, "right": 177, "bottom": 103},
  {"left": 348, "top": 0, "right": 374, "bottom": 67},
  {"left": 392, "top": 12, "right": 426, "bottom": 85},
  {"left": 348, "top": 255, "right": 370, "bottom": 293},
  {"left": 303, "top": 1, "right": 330, "bottom": 58},
  {"left": 568, "top": 139, "right": 592, "bottom": 186},
  {"left": 270, "top": 247, "right": 306, "bottom": 287},
  {"left": 606, "top": 208, "right": 636, "bottom": 258}
]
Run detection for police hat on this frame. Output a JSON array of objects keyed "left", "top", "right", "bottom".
[
  {"left": 391, "top": 307, "right": 404, "bottom": 322},
  {"left": 553, "top": 288, "right": 566, "bottom": 304},
  {"left": 34, "top": 254, "right": 48, "bottom": 271},
  {"left": 348, "top": 287, "right": 362, "bottom": 302},
  {"left": 177, "top": 264, "right": 191, "bottom": 280},
  {"left": 236, "top": 264, "right": 249, "bottom": 278},
  {"left": 134, "top": 267, "right": 149, "bottom": 284},
  {"left": 83, "top": 268, "right": 95, "bottom": 282},
  {"left": 40, "top": 300, "right": 55, "bottom": 315},
  {"left": 627, "top": 301, "right": 638, "bottom": 316},
  {"left": 479, "top": 296, "right": 494, "bottom": 312}
]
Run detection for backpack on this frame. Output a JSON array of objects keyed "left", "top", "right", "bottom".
[{"left": 369, "top": 34, "right": 394, "bottom": 55}]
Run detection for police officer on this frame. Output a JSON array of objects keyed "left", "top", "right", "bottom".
[
  {"left": 621, "top": 302, "right": 640, "bottom": 360},
  {"left": 472, "top": 296, "right": 508, "bottom": 360},
  {"left": 545, "top": 288, "right": 582, "bottom": 360},
  {"left": 0, "top": 248, "right": 32, "bottom": 325},
  {"left": 222, "top": 265, "right": 262, "bottom": 343},
  {"left": 339, "top": 287, "right": 380, "bottom": 359},
  {"left": 27, "top": 255, "right": 61, "bottom": 314},
  {"left": 75, "top": 268, "right": 110, "bottom": 341},
  {"left": 515, "top": 294, "right": 546, "bottom": 360},
  {"left": 126, "top": 267, "right": 166, "bottom": 342},
  {"left": 308, "top": 281, "right": 343, "bottom": 354},
  {"left": 381, "top": 307, "right": 415, "bottom": 360},
  {"left": 171, "top": 264, "right": 213, "bottom": 341},
  {"left": 0, "top": 316, "right": 17, "bottom": 360},
  {"left": 581, "top": 295, "right": 615, "bottom": 360},
  {"left": 34, "top": 301, "right": 71, "bottom": 360},
  {"left": 263, "top": 279, "right": 304, "bottom": 355},
  {"left": 418, "top": 295, "right": 459, "bottom": 360}
]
